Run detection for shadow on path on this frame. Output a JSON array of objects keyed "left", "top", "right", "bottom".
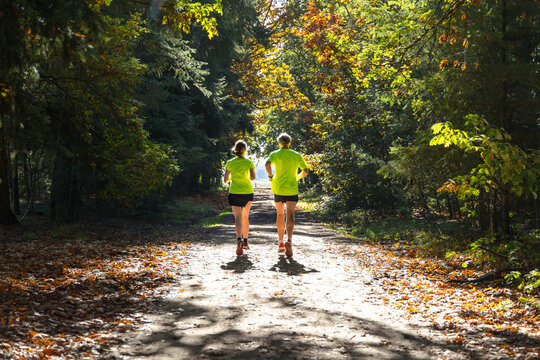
[
  {"left": 220, "top": 256, "right": 255, "bottom": 273},
  {"left": 128, "top": 295, "right": 470, "bottom": 360},
  {"left": 269, "top": 256, "right": 319, "bottom": 275}
]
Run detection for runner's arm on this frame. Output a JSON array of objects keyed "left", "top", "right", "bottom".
[
  {"left": 297, "top": 168, "right": 309, "bottom": 180},
  {"left": 224, "top": 170, "right": 231, "bottom": 183},
  {"left": 250, "top": 168, "right": 256, "bottom": 181},
  {"left": 265, "top": 161, "right": 273, "bottom": 181}
]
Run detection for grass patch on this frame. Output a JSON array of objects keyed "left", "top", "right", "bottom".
[
  {"left": 199, "top": 210, "right": 232, "bottom": 228},
  {"left": 298, "top": 192, "right": 322, "bottom": 213},
  {"left": 348, "top": 216, "right": 472, "bottom": 240},
  {"left": 338, "top": 216, "right": 474, "bottom": 257}
]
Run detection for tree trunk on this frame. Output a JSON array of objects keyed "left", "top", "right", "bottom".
[
  {"left": 23, "top": 154, "right": 34, "bottom": 214},
  {"left": 0, "top": 133, "right": 18, "bottom": 224},
  {"left": 417, "top": 187, "right": 429, "bottom": 216},
  {"left": 500, "top": 185, "right": 510, "bottom": 239},
  {"left": 489, "top": 189, "right": 496, "bottom": 239},
  {"left": 477, "top": 188, "right": 489, "bottom": 232},
  {"left": 498, "top": 0, "right": 510, "bottom": 241},
  {"left": 50, "top": 147, "right": 80, "bottom": 222},
  {"left": 12, "top": 153, "right": 20, "bottom": 215},
  {"left": 446, "top": 194, "right": 455, "bottom": 219},
  {"left": 150, "top": 0, "right": 164, "bottom": 19}
]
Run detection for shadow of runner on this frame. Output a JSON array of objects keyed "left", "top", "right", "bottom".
[
  {"left": 220, "top": 256, "right": 254, "bottom": 273},
  {"left": 269, "top": 256, "right": 319, "bottom": 275}
]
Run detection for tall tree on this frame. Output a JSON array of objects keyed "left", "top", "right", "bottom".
[
  {"left": 0, "top": 0, "right": 224, "bottom": 223},
  {"left": 137, "top": 0, "right": 258, "bottom": 194},
  {"left": 0, "top": 0, "right": 102, "bottom": 224}
]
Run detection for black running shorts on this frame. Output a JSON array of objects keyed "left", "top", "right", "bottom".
[
  {"left": 274, "top": 194, "right": 299, "bottom": 203},
  {"left": 228, "top": 193, "right": 254, "bottom": 207}
]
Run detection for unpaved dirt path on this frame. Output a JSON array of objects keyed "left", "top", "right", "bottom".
[{"left": 113, "top": 189, "right": 467, "bottom": 359}]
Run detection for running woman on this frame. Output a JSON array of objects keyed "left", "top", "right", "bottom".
[
  {"left": 224, "top": 140, "right": 256, "bottom": 256},
  {"left": 265, "top": 133, "right": 309, "bottom": 257}
]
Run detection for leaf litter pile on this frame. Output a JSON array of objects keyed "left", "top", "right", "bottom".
[
  {"left": 0, "top": 224, "right": 191, "bottom": 359},
  {"left": 333, "top": 241, "right": 540, "bottom": 359}
]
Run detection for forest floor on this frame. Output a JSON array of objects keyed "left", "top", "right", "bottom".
[{"left": 1, "top": 188, "right": 539, "bottom": 359}]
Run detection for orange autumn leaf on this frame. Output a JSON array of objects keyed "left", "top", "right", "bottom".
[
  {"left": 43, "top": 348, "right": 61, "bottom": 356},
  {"left": 439, "top": 59, "right": 449, "bottom": 69}
]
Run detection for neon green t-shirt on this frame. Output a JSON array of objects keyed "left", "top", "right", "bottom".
[
  {"left": 267, "top": 148, "right": 308, "bottom": 196},
  {"left": 225, "top": 157, "right": 255, "bottom": 194}
]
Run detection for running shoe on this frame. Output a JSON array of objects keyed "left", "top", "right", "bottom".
[
  {"left": 242, "top": 239, "right": 250, "bottom": 250},
  {"left": 285, "top": 241, "right": 293, "bottom": 257},
  {"left": 278, "top": 242, "right": 286, "bottom": 254},
  {"left": 236, "top": 240, "right": 244, "bottom": 256}
]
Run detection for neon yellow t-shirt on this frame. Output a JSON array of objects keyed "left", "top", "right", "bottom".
[
  {"left": 267, "top": 149, "right": 308, "bottom": 196},
  {"left": 225, "top": 157, "right": 255, "bottom": 194}
]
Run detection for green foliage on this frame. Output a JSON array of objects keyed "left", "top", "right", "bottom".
[
  {"left": 431, "top": 116, "right": 539, "bottom": 200},
  {"left": 467, "top": 231, "right": 540, "bottom": 289},
  {"left": 505, "top": 270, "right": 540, "bottom": 295},
  {"left": 160, "top": 0, "right": 223, "bottom": 38},
  {"left": 95, "top": 125, "right": 178, "bottom": 207}
]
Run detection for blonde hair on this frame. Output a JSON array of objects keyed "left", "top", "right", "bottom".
[
  {"left": 233, "top": 140, "right": 247, "bottom": 157},
  {"left": 277, "top": 133, "right": 291, "bottom": 147}
]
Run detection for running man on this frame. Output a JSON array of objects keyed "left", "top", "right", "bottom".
[
  {"left": 265, "top": 133, "right": 309, "bottom": 257},
  {"left": 224, "top": 140, "right": 256, "bottom": 256}
]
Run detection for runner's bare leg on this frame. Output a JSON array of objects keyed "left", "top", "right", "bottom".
[
  {"left": 241, "top": 201, "right": 252, "bottom": 239},
  {"left": 286, "top": 201, "right": 297, "bottom": 241},
  {"left": 275, "top": 201, "right": 285, "bottom": 242},
  {"left": 231, "top": 206, "right": 243, "bottom": 238}
]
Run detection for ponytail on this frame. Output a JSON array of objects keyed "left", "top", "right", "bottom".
[{"left": 233, "top": 140, "right": 247, "bottom": 157}]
